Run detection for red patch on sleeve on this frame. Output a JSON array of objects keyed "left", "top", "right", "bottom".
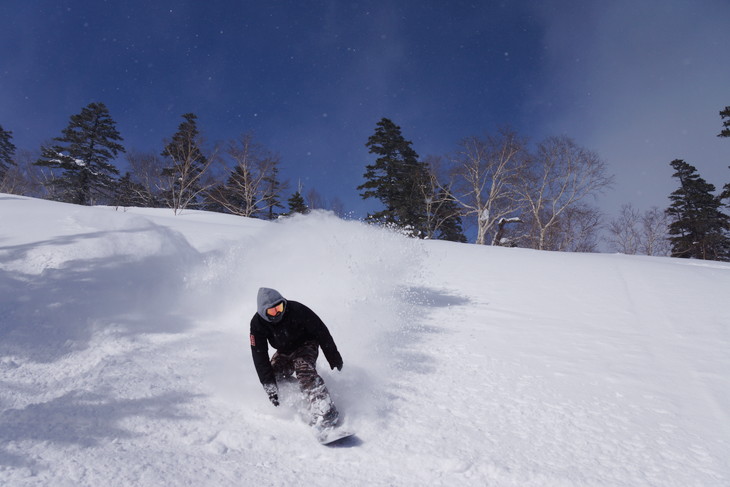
[{"left": 250, "top": 334, "right": 256, "bottom": 347}]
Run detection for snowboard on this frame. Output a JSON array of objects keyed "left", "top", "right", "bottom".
[
  {"left": 276, "top": 380, "right": 355, "bottom": 445},
  {"left": 315, "top": 425, "right": 356, "bottom": 445}
]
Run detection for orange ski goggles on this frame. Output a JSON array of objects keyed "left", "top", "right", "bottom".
[{"left": 266, "top": 302, "right": 285, "bottom": 317}]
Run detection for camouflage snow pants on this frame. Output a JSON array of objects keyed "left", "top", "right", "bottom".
[{"left": 270, "top": 340, "right": 339, "bottom": 427}]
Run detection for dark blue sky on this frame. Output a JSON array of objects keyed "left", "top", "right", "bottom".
[{"left": 2, "top": 0, "right": 728, "bottom": 218}]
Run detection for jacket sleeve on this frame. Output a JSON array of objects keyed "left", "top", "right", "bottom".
[
  {"left": 250, "top": 316, "right": 276, "bottom": 388},
  {"left": 301, "top": 305, "right": 342, "bottom": 369}
]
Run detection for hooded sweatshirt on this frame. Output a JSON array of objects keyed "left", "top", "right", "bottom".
[
  {"left": 256, "top": 287, "right": 288, "bottom": 323},
  {"left": 250, "top": 287, "right": 342, "bottom": 388}
]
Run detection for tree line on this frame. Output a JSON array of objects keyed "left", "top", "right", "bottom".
[
  {"left": 359, "top": 118, "right": 615, "bottom": 250},
  {"left": 358, "top": 117, "right": 729, "bottom": 260},
  {"left": 0, "top": 104, "right": 314, "bottom": 220},
  {"left": 1, "top": 102, "right": 729, "bottom": 261}
]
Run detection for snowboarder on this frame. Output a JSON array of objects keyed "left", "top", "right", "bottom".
[{"left": 250, "top": 287, "right": 343, "bottom": 428}]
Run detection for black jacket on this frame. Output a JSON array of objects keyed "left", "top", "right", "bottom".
[{"left": 250, "top": 300, "right": 342, "bottom": 387}]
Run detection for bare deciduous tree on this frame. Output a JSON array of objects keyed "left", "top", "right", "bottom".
[
  {"left": 517, "top": 136, "right": 614, "bottom": 251},
  {"left": 606, "top": 204, "right": 671, "bottom": 256},
  {"left": 302, "top": 188, "right": 347, "bottom": 217},
  {"left": 641, "top": 207, "right": 671, "bottom": 256},
  {"left": 0, "top": 149, "right": 41, "bottom": 196},
  {"left": 554, "top": 204, "right": 603, "bottom": 252},
  {"left": 21, "top": 144, "right": 66, "bottom": 201},
  {"left": 208, "top": 133, "right": 284, "bottom": 218},
  {"left": 159, "top": 113, "right": 217, "bottom": 214},
  {"left": 607, "top": 204, "right": 642, "bottom": 254},
  {"left": 417, "top": 155, "right": 464, "bottom": 240},
  {"left": 160, "top": 148, "right": 217, "bottom": 214},
  {"left": 126, "top": 150, "right": 166, "bottom": 206},
  {"left": 450, "top": 128, "right": 526, "bottom": 244},
  {"left": 0, "top": 164, "right": 19, "bottom": 194},
  {"left": 306, "top": 187, "right": 326, "bottom": 211}
]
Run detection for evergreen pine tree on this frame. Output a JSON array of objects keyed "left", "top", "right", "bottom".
[
  {"left": 712, "top": 108, "right": 730, "bottom": 253},
  {"left": 718, "top": 106, "right": 730, "bottom": 138},
  {"left": 716, "top": 109, "right": 730, "bottom": 207},
  {"left": 160, "top": 113, "right": 208, "bottom": 213},
  {"left": 287, "top": 191, "right": 309, "bottom": 215},
  {"left": 35, "top": 102, "right": 124, "bottom": 205},
  {"left": 261, "top": 161, "right": 284, "bottom": 220},
  {"left": 0, "top": 124, "right": 17, "bottom": 180},
  {"left": 358, "top": 118, "right": 430, "bottom": 235},
  {"left": 666, "top": 159, "right": 730, "bottom": 261}
]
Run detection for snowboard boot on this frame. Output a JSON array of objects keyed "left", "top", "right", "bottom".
[{"left": 307, "top": 382, "right": 339, "bottom": 428}]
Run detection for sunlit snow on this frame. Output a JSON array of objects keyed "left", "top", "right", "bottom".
[{"left": 1, "top": 194, "right": 728, "bottom": 486}]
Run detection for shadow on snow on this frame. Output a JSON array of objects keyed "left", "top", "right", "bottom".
[
  {"left": 0, "top": 388, "right": 201, "bottom": 470},
  {"left": 389, "top": 285, "right": 471, "bottom": 375},
  {"left": 0, "top": 224, "right": 201, "bottom": 363}
]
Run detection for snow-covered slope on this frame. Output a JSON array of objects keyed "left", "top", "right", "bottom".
[{"left": 1, "top": 194, "right": 729, "bottom": 486}]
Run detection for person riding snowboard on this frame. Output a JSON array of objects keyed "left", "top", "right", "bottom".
[{"left": 250, "top": 287, "right": 343, "bottom": 428}]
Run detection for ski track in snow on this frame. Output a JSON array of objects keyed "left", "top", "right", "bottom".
[{"left": 1, "top": 195, "right": 729, "bottom": 486}]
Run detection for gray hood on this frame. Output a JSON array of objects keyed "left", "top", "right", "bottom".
[{"left": 257, "top": 287, "right": 288, "bottom": 322}]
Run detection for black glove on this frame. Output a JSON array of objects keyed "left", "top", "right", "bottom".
[
  {"left": 330, "top": 359, "right": 343, "bottom": 372},
  {"left": 264, "top": 384, "right": 279, "bottom": 407}
]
